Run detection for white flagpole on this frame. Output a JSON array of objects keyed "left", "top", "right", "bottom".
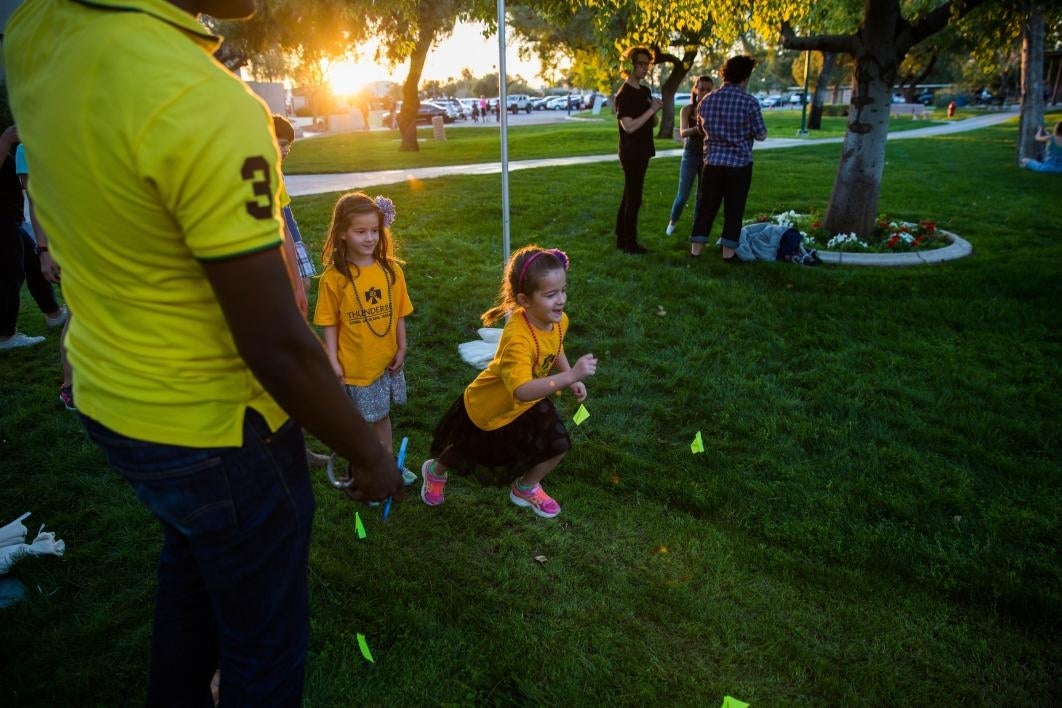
[{"left": 496, "top": 0, "right": 510, "bottom": 264}]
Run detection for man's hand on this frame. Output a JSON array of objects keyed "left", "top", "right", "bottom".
[{"left": 343, "top": 458, "right": 405, "bottom": 503}]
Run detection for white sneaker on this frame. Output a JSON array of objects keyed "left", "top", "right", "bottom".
[
  {"left": 0, "top": 332, "right": 46, "bottom": 350},
  {"left": 45, "top": 306, "right": 68, "bottom": 328},
  {"left": 665, "top": 222, "right": 676, "bottom": 236}
]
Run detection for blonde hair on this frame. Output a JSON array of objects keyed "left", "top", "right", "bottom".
[
  {"left": 481, "top": 245, "right": 569, "bottom": 326},
  {"left": 321, "top": 192, "right": 399, "bottom": 284}
]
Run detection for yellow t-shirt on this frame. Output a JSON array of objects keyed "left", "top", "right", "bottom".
[
  {"left": 4, "top": 0, "right": 289, "bottom": 447},
  {"left": 313, "top": 262, "right": 414, "bottom": 386},
  {"left": 464, "top": 310, "right": 568, "bottom": 431}
]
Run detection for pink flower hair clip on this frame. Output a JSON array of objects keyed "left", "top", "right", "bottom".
[{"left": 375, "top": 196, "right": 396, "bottom": 227}]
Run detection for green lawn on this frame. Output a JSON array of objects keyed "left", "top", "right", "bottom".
[
  {"left": 284, "top": 109, "right": 952, "bottom": 174},
  {"left": 2, "top": 116, "right": 1060, "bottom": 705}
]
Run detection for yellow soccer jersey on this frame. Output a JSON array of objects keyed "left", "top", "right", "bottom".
[
  {"left": 314, "top": 262, "right": 414, "bottom": 386},
  {"left": 464, "top": 311, "right": 568, "bottom": 431},
  {"left": 4, "top": 0, "right": 289, "bottom": 447}
]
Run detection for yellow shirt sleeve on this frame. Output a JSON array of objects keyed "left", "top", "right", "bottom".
[{"left": 138, "top": 77, "right": 284, "bottom": 261}]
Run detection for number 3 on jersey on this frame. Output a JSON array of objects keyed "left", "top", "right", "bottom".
[{"left": 241, "top": 156, "right": 273, "bottom": 220}]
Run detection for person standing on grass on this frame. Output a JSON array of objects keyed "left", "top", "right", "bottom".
[
  {"left": 420, "top": 246, "right": 597, "bottom": 519},
  {"left": 4, "top": 1, "right": 404, "bottom": 706},
  {"left": 314, "top": 192, "right": 417, "bottom": 489},
  {"left": 689, "top": 55, "right": 767, "bottom": 261},
  {"left": 272, "top": 114, "right": 335, "bottom": 469},
  {"left": 614, "top": 46, "right": 663, "bottom": 255},
  {"left": 0, "top": 125, "right": 67, "bottom": 352},
  {"left": 1020, "top": 122, "right": 1062, "bottom": 173},
  {"left": 17, "top": 143, "right": 75, "bottom": 409},
  {"left": 665, "top": 76, "right": 714, "bottom": 238}
]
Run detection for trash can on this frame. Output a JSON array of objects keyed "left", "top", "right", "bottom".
[{"left": 431, "top": 115, "right": 446, "bottom": 141}]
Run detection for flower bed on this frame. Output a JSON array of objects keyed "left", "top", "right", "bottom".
[{"left": 755, "top": 211, "right": 950, "bottom": 253}]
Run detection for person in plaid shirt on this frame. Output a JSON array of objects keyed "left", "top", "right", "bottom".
[{"left": 689, "top": 55, "right": 767, "bottom": 261}]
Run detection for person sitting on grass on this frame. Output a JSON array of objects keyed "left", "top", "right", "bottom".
[
  {"left": 420, "top": 245, "right": 598, "bottom": 519},
  {"left": 1020, "top": 121, "right": 1062, "bottom": 174}
]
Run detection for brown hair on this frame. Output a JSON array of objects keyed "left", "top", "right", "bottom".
[
  {"left": 322, "top": 191, "right": 398, "bottom": 285},
  {"left": 481, "top": 245, "right": 569, "bottom": 326}
]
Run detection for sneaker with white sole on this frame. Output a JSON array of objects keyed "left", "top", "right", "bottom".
[
  {"left": 420, "top": 459, "right": 448, "bottom": 506},
  {"left": 665, "top": 222, "right": 676, "bottom": 236},
  {"left": 45, "top": 306, "right": 68, "bottom": 328},
  {"left": 0, "top": 332, "right": 45, "bottom": 350},
  {"left": 509, "top": 481, "right": 561, "bottom": 518}
]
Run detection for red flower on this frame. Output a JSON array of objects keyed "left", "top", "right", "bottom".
[{"left": 811, "top": 220, "right": 822, "bottom": 228}]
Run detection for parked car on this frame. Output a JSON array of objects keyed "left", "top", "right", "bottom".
[
  {"left": 544, "top": 95, "right": 571, "bottom": 110},
  {"left": 673, "top": 92, "right": 692, "bottom": 106},
  {"left": 506, "top": 94, "right": 533, "bottom": 113},
  {"left": 789, "top": 92, "right": 805, "bottom": 105},
  {"left": 759, "top": 95, "right": 781, "bottom": 108},
  {"left": 383, "top": 103, "right": 454, "bottom": 125},
  {"left": 916, "top": 91, "right": 935, "bottom": 106},
  {"left": 425, "top": 99, "right": 464, "bottom": 121}
]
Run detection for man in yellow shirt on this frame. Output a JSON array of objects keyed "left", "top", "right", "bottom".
[{"left": 4, "top": 0, "right": 403, "bottom": 704}]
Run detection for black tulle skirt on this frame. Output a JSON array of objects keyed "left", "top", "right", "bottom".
[{"left": 429, "top": 394, "right": 571, "bottom": 486}]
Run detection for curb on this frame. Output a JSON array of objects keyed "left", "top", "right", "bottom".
[{"left": 816, "top": 229, "right": 972, "bottom": 266}]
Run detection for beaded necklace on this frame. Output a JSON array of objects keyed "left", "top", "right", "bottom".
[
  {"left": 521, "top": 310, "right": 563, "bottom": 370},
  {"left": 348, "top": 261, "right": 393, "bottom": 338}
]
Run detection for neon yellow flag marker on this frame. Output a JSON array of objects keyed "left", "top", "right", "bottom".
[
  {"left": 356, "top": 633, "right": 375, "bottom": 663},
  {"left": 354, "top": 512, "right": 367, "bottom": 540},
  {"left": 721, "top": 697, "right": 749, "bottom": 708},
  {"left": 690, "top": 431, "right": 704, "bottom": 454},
  {"left": 572, "top": 404, "right": 590, "bottom": 425}
]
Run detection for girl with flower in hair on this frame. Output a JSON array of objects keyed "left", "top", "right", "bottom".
[
  {"left": 313, "top": 192, "right": 416, "bottom": 485},
  {"left": 421, "top": 245, "right": 598, "bottom": 518}
]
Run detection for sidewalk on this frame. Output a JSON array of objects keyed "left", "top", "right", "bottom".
[{"left": 285, "top": 109, "right": 1019, "bottom": 197}]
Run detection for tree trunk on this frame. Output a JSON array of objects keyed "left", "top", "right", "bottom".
[
  {"left": 653, "top": 46, "right": 697, "bottom": 140},
  {"left": 809, "top": 52, "right": 836, "bottom": 130},
  {"left": 823, "top": 5, "right": 902, "bottom": 237},
  {"left": 398, "top": 26, "right": 437, "bottom": 152},
  {"left": 1018, "top": 6, "right": 1045, "bottom": 164}
]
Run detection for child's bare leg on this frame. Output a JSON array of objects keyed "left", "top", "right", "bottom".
[{"left": 516, "top": 451, "right": 565, "bottom": 488}]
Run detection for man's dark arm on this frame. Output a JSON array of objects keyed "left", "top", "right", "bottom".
[{"left": 201, "top": 247, "right": 403, "bottom": 501}]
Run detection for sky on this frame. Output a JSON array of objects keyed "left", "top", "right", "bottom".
[{"left": 326, "top": 22, "right": 550, "bottom": 95}]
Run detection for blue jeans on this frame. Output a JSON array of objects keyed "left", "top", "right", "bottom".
[
  {"left": 668, "top": 149, "right": 702, "bottom": 225},
  {"left": 82, "top": 410, "right": 314, "bottom": 707},
  {"left": 1024, "top": 159, "right": 1062, "bottom": 173}
]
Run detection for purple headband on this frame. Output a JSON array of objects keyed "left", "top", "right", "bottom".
[
  {"left": 518, "top": 248, "right": 569, "bottom": 293},
  {"left": 375, "top": 196, "right": 396, "bottom": 227}
]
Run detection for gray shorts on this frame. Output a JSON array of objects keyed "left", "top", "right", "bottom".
[{"left": 345, "top": 369, "right": 407, "bottom": 423}]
